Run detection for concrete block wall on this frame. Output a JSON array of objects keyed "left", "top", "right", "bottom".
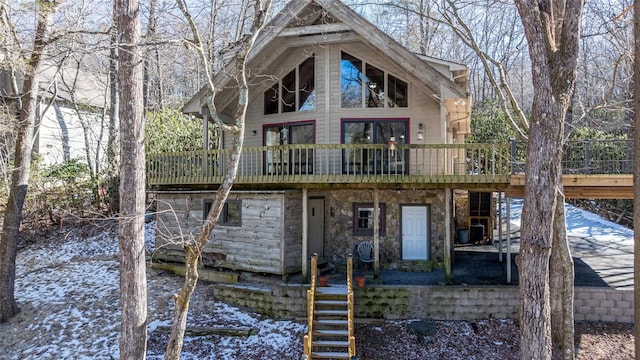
[
  {"left": 408, "top": 286, "right": 519, "bottom": 321},
  {"left": 214, "top": 284, "right": 275, "bottom": 316},
  {"left": 212, "top": 283, "right": 633, "bottom": 323},
  {"left": 213, "top": 283, "right": 308, "bottom": 318},
  {"left": 574, "top": 287, "right": 633, "bottom": 323}
]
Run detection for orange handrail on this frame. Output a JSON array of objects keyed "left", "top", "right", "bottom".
[
  {"left": 347, "top": 254, "right": 356, "bottom": 358},
  {"left": 304, "top": 254, "right": 318, "bottom": 359}
]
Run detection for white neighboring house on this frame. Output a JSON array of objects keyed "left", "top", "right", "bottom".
[{"left": 1, "top": 61, "right": 109, "bottom": 175}]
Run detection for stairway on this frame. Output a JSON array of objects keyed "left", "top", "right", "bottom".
[
  {"left": 303, "top": 254, "right": 356, "bottom": 360},
  {"left": 311, "top": 284, "right": 350, "bottom": 359}
]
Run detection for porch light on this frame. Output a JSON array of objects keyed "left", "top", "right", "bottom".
[
  {"left": 388, "top": 136, "right": 397, "bottom": 151},
  {"left": 417, "top": 123, "right": 424, "bottom": 141}
]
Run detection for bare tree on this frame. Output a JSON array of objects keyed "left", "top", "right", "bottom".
[
  {"left": 514, "top": 1, "right": 584, "bottom": 359},
  {"left": 106, "top": 2, "right": 120, "bottom": 215},
  {"left": 633, "top": 1, "right": 640, "bottom": 358},
  {"left": 163, "top": 0, "right": 272, "bottom": 358},
  {"left": 115, "top": 0, "right": 147, "bottom": 357},
  {"left": 439, "top": 0, "right": 529, "bottom": 139},
  {"left": 0, "top": 0, "right": 60, "bottom": 323}
]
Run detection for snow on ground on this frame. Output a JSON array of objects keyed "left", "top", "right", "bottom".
[
  {"left": 506, "top": 198, "right": 633, "bottom": 245},
  {"left": 1, "top": 221, "right": 306, "bottom": 359},
  {"left": 503, "top": 199, "right": 634, "bottom": 290},
  {"left": 1, "top": 201, "right": 635, "bottom": 359}
]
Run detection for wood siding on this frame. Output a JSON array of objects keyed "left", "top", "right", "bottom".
[{"left": 154, "top": 191, "right": 300, "bottom": 275}]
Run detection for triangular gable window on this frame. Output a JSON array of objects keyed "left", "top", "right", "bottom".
[
  {"left": 340, "top": 51, "right": 408, "bottom": 108},
  {"left": 264, "top": 55, "right": 316, "bottom": 115}
]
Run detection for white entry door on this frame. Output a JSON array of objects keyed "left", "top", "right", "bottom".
[{"left": 401, "top": 205, "right": 429, "bottom": 260}]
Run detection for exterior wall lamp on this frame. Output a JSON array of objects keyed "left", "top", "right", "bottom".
[{"left": 417, "top": 123, "right": 424, "bottom": 141}]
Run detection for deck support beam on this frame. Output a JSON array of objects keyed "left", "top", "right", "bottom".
[
  {"left": 444, "top": 188, "right": 452, "bottom": 283},
  {"left": 373, "top": 188, "right": 380, "bottom": 279},
  {"left": 302, "top": 188, "right": 308, "bottom": 282},
  {"left": 506, "top": 196, "right": 512, "bottom": 284}
]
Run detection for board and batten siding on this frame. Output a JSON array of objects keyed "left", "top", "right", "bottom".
[{"left": 154, "top": 191, "right": 302, "bottom": 275}]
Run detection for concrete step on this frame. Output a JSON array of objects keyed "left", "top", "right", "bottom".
[
  {"left": 312, "top": 340, "right": 349, "bottom": 348},
  {"left": 313, "top": 319, "right": 348, "bottom": 329},
  {"left": 314, "top": 309, "right": 348, "bottom": 317},
  {"left": 315, "top": 300, "right": 348, "bottom": 308},
  {"left": 311, "top": 351, "right": 350, "bottom": 359},
  {"left": 313, "top": 329, "right": 349, "bottom": 337},
  {"left": 316, "top": 284, "right": 348, "bottom": 296}
]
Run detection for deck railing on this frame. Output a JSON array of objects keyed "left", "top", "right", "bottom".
[
  {"left": 147, "top": 140, "right": 633, "bottom": 186},
  {"left": 147, "top": 143, "right": 512, "bottom": 186},
  {"left": 510, "top": 139, "right": 633, "bottom": 175}
]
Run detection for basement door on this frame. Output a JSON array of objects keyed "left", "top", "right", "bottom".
[
  {"left": 401, "top": 205, "right": 430, "bottom": 260},
  {"left": 307, "top": 198, "right": 324, "bottom": 258}
]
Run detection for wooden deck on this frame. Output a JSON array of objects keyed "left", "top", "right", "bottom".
[{"left": 147, "top": 140, "right": 633, "bottom": 198}]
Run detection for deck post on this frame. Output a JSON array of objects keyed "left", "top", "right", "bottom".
[
  {"left": 302, "top": 188, "right": 308, "bottom": 282},
  {"left": 498, "top": 191, "right": 503, "bottom": 262},
  {"left": 510, "top": 137, "right": 517, "bottom": 174},
  {"left": 506, "top": 196, "right": 512, "bottom": 284},
  {"left": 444, "top": 188, "right": 452, "bottom": 284},
  {"left": 202, "top": 108, "right": 210, "bottom": 176},
  {"left": 373, "top": 188, "right": 380, "bottom": 279}
]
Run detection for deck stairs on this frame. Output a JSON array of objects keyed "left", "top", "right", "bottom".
[{"left": 303, "top": 254, "right": 356, "bottom": 360}]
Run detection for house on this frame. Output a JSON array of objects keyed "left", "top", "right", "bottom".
[
  {"left": 150, "top": 0, "right": 493, "bottom": 280},
  {"left": 0, "top": 61, "right": 108, "bottom": 174}
]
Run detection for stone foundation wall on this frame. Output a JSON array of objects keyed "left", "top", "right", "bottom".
[
  {"left": 325, "top": 189, "right": 446, "bottom": 265},
  {"left": 213, "top": 283, "right": 633, "bottom": 323}
]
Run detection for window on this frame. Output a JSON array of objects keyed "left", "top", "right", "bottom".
[
  {"left": 264, "top": 56, "right": 316, "bottom": 114},
  {"left": 203, "top": 200, "right": 242, "bottom": 227},
  {"left": 388, "top": 74, "right": 408, "bottom": 107},
  {"left": 342, "top": 118, "right": 408, "bottom": 174},
  {"left": 340, "top": 51, "right": 408, "bottom": 108},
  {"left": 341, "top": 52, "right": 363, "bottom": 108},
  {"left": 365, "top": 64, "right": 384, "bottom": 107},
  {"left": 263, "top": 121, "right": 315, "bottom": 175},
  {"left": 353, "top": 203, "right": 386, "bottom": 235}
]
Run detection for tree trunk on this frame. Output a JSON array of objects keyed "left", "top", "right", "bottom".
[
  {"left": 550, "top": 190, "right": 574, "bottom": 359},
  {"left": 106, "top": 3, "right": 120, "bottom": 215},
  {"left": 164, "top": 111, "right": 245, "bottom": 359},
  {"left": 518, "top": 108, "right": 562, "bottom": 359},
  {"left": 633, "top": 1, "right": 640, "bottom": 358},
  {"left": 514, "top": 2, "right": 584, "bottom": 359},
  {"left": 0, "top": 0, "right": 57, "bottom": 323},
  {"left": 164, "top": 1, "right": 271, "bottom": 358},
  {"left": 116, "top": 0, "right": 147, "bottom": 358}
]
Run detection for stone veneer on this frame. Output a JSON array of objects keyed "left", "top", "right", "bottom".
[
  {"left": 212, "top": 283, "right": 634, "bottom": 323},
  {"left": 313, "top": 189, "right": 446, "bottom": 265}
]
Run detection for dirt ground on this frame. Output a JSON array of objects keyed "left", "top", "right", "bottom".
[{"left": 0, "top": 220, "right": 635, "bottom": 359}]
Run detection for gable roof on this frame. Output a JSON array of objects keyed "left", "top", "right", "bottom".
[{"left": 183, "top": 0, "right": 468, "bottom": 115}]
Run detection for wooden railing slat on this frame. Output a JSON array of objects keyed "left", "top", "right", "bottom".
[{"left": 147, "top": 140, "right": 633, "bottom": 186}]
